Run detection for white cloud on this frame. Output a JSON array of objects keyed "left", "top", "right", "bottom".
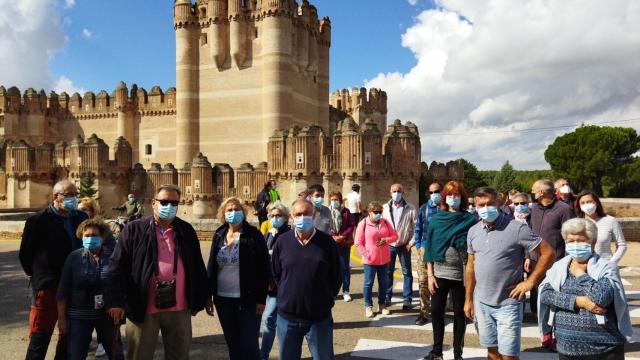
[
  {"left": 81, "top": 28, "right": 92, "bottom": 39},
  {"left": 366, "top": 0, "right": 640, "bottom": 169},
  {"left": 53, "top": 75, "right": 85, "bottom": 95},
  {"left": 64, "top": 0, "right": 75, "bottom": 9},
  {"left": 407, "top": 0, "right": 418, "bottom": 5},
  {"left": 0, "top": 0, "right": 67, "bottom": 91}
]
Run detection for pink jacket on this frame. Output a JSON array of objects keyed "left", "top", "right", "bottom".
[{"left": 354, "top": 217, "right": 398, "bottom": 266}]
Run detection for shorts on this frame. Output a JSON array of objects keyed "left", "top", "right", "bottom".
[{"left": 474, "top": 300, "right": 523, "bottom": 357}]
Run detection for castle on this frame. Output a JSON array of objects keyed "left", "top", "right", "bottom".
[{"left": 0, "top": 0, "right": 425, "bottom": 218}]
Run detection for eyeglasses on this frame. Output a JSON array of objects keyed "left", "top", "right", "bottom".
[
  {"left": 155, "top": 199, "right": 179, "bottom": 206},
  {"left": 513, "top": 202, "right": 528, "bottom": 206},
  {"left": 428, "top": 190, "right": 441, "bottom": 194}
]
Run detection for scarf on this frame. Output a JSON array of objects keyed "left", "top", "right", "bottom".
[
  {"left": 331, "top": 207, "right": 342, "bottom": 233},
  {"left": 514, "top": 210, "right": 529, "bottom": 224},
  {"left": 424, "top": 211, "right": 477, "bottom": 263}
]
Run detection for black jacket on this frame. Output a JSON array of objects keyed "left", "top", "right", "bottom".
[
  {"left": 207, "top": 221, "right": 270, "bottom": 307},
  {"left": 19, "top": 205, "right": 88, "bottom": 291},
  {"left": 105, "top": 216, "right": 209, "bottom": 323}
]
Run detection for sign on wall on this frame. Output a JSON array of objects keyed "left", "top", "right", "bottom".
[{"left": 296, "top": 153, "right": 304, "bottom": 164}]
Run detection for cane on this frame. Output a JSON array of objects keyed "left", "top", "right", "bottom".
[{"left": 111, "top": 318, "right": 122, "bottom": 360}]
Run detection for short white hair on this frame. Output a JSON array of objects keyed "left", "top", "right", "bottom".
[
  {"left": 561, "top": 218, "right": 597, "bottom": 243},
  {"left": 267, "top": 201, "right": 289, "bottom": 218}
]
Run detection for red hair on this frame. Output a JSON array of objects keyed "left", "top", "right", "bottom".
[{"left": 441, "top": 180, "right": 469, "bottom": 211}]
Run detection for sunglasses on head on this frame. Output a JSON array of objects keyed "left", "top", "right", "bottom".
[
  {"left": 428, "top": 190, "right": 441, "bottom": 194},
  {"left": 155, "top": 199, "right": 179, "bottom": 206}
]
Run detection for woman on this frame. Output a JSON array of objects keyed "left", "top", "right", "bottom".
[
  {"left": 423, "top": 181, "right": 477, "bottom": 360},
  {"left": 576, "top": 191, "right": 627, "bottom": 264},
  {"left": 260, "top": 202, "right": 290, "bottom": 360},
  {"left": 329, "top": 191, "right": 354, "bottom": 302},
  {"left": 512, "top": 192, "right": 539, "bottom": 315},
  {"left": 56, "top": 218, "right": 124, "bottom": 360},
  {"left": 539, "top": 218, "right": 631, "bottom": 360},
  {"left": 354, "top": 201, "right": 397, "bottom": 318},
  {"left": 206, "top": 197, "right": 270, "bottom": 360}
]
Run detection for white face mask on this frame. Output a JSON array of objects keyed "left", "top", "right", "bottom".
[
  {"left": 560, "top": 184, "right": 571, "bottom": 194},
  {"left": 580, "top": 203, "right": 597, "bottom": 215}
]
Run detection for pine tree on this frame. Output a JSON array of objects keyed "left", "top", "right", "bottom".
[
  {"left": 78, "top": 172, "right": 98, "bottom": 199},
  {"left": 493, "top": 161, "right": 519, "bottom": 194}
]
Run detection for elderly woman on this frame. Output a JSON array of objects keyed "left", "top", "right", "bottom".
[
  {"left": 423, "top": 180, "right": 477, "bottom": 360},
  {"left": 260, "top": 202, "right": 291, "bottom": 360},
  {"left": 576, "top": 191, "right": 627, "bottom": 264},
  {"left": 206, "top": 197, "right": 270, "bottom": 360},
  {"left": 56, "top": 218, "right": 123, "bottom": 360},
  {"left": 539, "top": 218, "right": 631, "bottom": 360},
  {"left": 354, "top": 201, "right": 398, "bottom": 318},
  {"left": 329, "top": 191, "right": 354, "bottom": 302}
]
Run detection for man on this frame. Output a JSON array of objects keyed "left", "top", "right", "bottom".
[
  {"left": 530, "top": 179, "right": 575, "bottom": 260},
  {"left": 19, "top": 179, "right": 88, "bottom": 360},
  {"left": 413, "top": 181, "right": 441, "bottom": 325},
  {"left": 256, "top": 181, "right": 274, "bottom": 224},
  {"left": 464, "top": 187, "right": 555, "bottom": 360},
  {"left": 557, "top": 182, "right": 576, "bottom": 208},
  {"left": 105, "top": 184, "right": 209, "bottom": 360},
  {"left": 382, "top": 183, "right": 417, "bottom": 310},
  {"left": 113, "top": 193, "right": 144, "bottom": 220},
  {"left": 269, "top": 180, "right": 281, "bottom": 204},
  {"left": 344, "top": 184, "right": 363, "bottom": 226},
  {"left": 271, "top": 199, "right": 342, "bottom": 360},
  {"left": 308, "top": 184, "right": 333, "bottom": 234}
]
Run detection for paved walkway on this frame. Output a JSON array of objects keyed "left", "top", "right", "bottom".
[{"left": 1, "top": 239, "right": 639, "bottom": 359}]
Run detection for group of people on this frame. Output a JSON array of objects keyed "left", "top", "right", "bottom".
[{"left": 18, "top": 176, "right": 631, "bottom": 360}]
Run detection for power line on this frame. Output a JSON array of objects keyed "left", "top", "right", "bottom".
[{"left": 424, "top": 117, "right": 640, "bottom": 136}]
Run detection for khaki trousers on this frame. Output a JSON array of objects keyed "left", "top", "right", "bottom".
[
  {"left": 416, "top": 248, "right": 431, "bottom": 317},
  {"left": 125, "top": 309, "right": 192, "bottom": 360}
]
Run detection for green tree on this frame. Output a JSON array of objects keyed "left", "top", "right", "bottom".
[
  {"left": 455, "top": 158, "right": 488, "bottom": 193},
  {"left": 493, "top": 161, "right": 520, "bottom": 194},
  {"left": 544, "top": 126, "right": 639, "bottom": 196},
  {"left": 78, "top": 172, "right": 97, "bottom": 199}
]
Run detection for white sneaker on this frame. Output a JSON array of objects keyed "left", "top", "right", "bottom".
[
  {"left": 365, "top": 306, "right": 374, "bottom": 318},
  {"left": 379, "top": 305, "right": 390, "bottom": 315},
  {"left": 95, "top": 343, "right": 106, "bottom": 357},
  {"left": 343, "top": 292, "right": 352, "bottom": 302}
]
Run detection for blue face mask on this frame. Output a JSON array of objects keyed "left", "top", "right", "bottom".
[
  {"left": 82, "top": 236, "right": 102, "bottom": 251},
  {"left": 312, "top": 197, "right": 324, "bottom": 207},
  {"left": 446, "top": 196, "right": 461, "bottom": 209},
  {"left": 391, "top": 192, "right": 402, "bottom": 202},
  {"left": 62, "top": 196, "right": 78, "bottom": 211},
  {"left": 270, "top": 216, "right": 285, "bottom": 229},
  {"left": 331, "top": 200, "right": 341, "bottom": 209},
  {"left": 225, "top": 210, "right": 244, "bottom": 225},
  {"left": 515, "top": 204, "right": 529, "bottom": 213},
  {"left": 371, "top": 213, "right": 382, "bottom": 221},
  {"left": 156, "top": 203, "right": 177, "bottom": 220},
  {"left": 430, "top": 193, "right": 442, "bottom": 204},
  {"left": 566, "top": 242, "right": 593, "bottom": 261},
  {"left": 293, "top": 215, "right": 314, "bottom": 232},
  {"left": 477, "top": 206, "right": 499, "bottom": 222}
]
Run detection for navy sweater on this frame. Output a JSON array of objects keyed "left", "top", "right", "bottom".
[{"left": 271, "top": 229, "right": 342, "bottom": 322}]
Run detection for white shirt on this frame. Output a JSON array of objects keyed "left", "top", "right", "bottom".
[
  {"left": 345, "top": 191, "right": 361, "bottom": 214},
  {"left": 391, "top": 202, "right": 404, "bottom": 229},
  {"left": 589, "top": 215, "right": 627, "bottom": 263}
]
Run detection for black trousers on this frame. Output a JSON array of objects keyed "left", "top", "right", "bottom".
[
  {"left": 559, "top": 344, "right": 625, "bottom": 360},
  {"left": 430, "top": 277, "right": 465, "bottom": 357}
]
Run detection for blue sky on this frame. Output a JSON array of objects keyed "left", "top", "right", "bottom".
[{"left": 50, "top": 0, "right": 433, "bottom": 93}]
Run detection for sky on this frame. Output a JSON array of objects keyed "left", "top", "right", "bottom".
[{"left": 1, "top": 0, "right": 639, "bottom": 170}]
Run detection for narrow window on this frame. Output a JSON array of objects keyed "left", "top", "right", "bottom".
[{"left": 145, "top": 144, "right": 152, "bottom": 155}]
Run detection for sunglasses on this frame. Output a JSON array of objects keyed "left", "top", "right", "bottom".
[
  {"left": 428, "top": 190, "right": 441, "bottom": 194},
  {"left": 513, "top": 202, "right": 528, "bottom": 206},
  {"left": 155, "top": 199, "right": 179, "bottom": 206},
  {"left": 371, "top": 211, "right": 382, "bottom": 215}
]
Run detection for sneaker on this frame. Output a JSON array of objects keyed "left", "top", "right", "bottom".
[
  {"left": 343, "top": 292, "right": 352, "bottom": 302},
  {"left": 379, "top": 305, "right": 390, "bottom": 315},
  {"left": 422, "top": 351, "right": 443, "bottom": 360},
  {"left": 414, "top": 315, "right": 429, "bottom": 326},
  {"left": 365, "top": 307, "right": 374, "bottom": 318},
  {"left": 95, "top": 343, "right": 106, "bottom": 357}
]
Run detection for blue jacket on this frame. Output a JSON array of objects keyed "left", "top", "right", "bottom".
[{"left": 413, "top": 199, "right": 439, "bottom": 249}]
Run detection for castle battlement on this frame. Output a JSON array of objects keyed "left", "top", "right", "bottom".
[{"left": 330, "top": 87, "right": 388, "bottom": 116}]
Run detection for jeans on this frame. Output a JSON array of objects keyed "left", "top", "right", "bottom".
[
  {"left": 385, "top": 245, "right": 413, "bottom": 305},
  {"left": 125, "top": 309, "right": 192, "bottom": 360},
  {"left": 474, "top": 300, "right": 524, "bottom": 357},
  {"left": 215, "top": 296, "right": 261, "bottom": 360},
  {"left": 337, "top": 246, "right": 351, "bottom": 293},
  {"left": 67, "top": 317, "right": 124, "bottom": 360},
  {"left": 260, "top": 296, "right": 278, "bottom": 360},
  {"left": 430, "top": 277, "right": 465, "bottom": 357},
  {"left": 277, "top": 315, "right": 334, "bottom": 360},
  {"left": 363, "top": 264, "right": 388, "bottom": 307}
]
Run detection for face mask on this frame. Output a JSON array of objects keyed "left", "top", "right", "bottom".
[
  {"left": 566, "top": 242, "right": 593, "bottom": 261},
  {"left": 270, "top": 216, "right": 285, "bottom": 229},
  {"left": 560, "top": 185, "right": 571, "bottom": 194},
  {"left": 225, "top": 210, "right": 244, "bottom": 225},
  {"left": 446, "top": 196, "right": 461, "bottom": 209},
  {"left": 331, "top": 200, "right": 340, "bottom": 209},
  {"left": 312, "top": 197, "right": 324, "bottom": 207},
  {"left": 515, "top": 204, "right": 529, "bottom": 213},
  {"left": 156, "top": 203, "right": 177, "bottom": 220},
  {"left": 371, "top": 213, "right": 382, "bottom": 221},
  {"left": 430, "top": 193, "right": 442, "bottom": 204},
  {"left": 468, "top": 205, "right": 476, "bottom": 213},
  {"left": 82, "top": 236, "right": 102, "bottom": 251},
  {"left": 62, "top": 196, "right": 78, "bottom": 211},
  {"left": 581, "top": 203, "right": 597, "bottom": 215},
  {"left": 128, "top": 198, "right": 135, "bottom": 204},
  {"left": 391, "top": 192, "right": 402, "bottom": 202},
  {"left": 477, "top": 206, "right": 499, "bottom": 222},
  {"left": 528, "top": 202, "right": 534, "bottom": 207},
  {"left": 293, "top": 215, "right": 314, "bottom": 232}
]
